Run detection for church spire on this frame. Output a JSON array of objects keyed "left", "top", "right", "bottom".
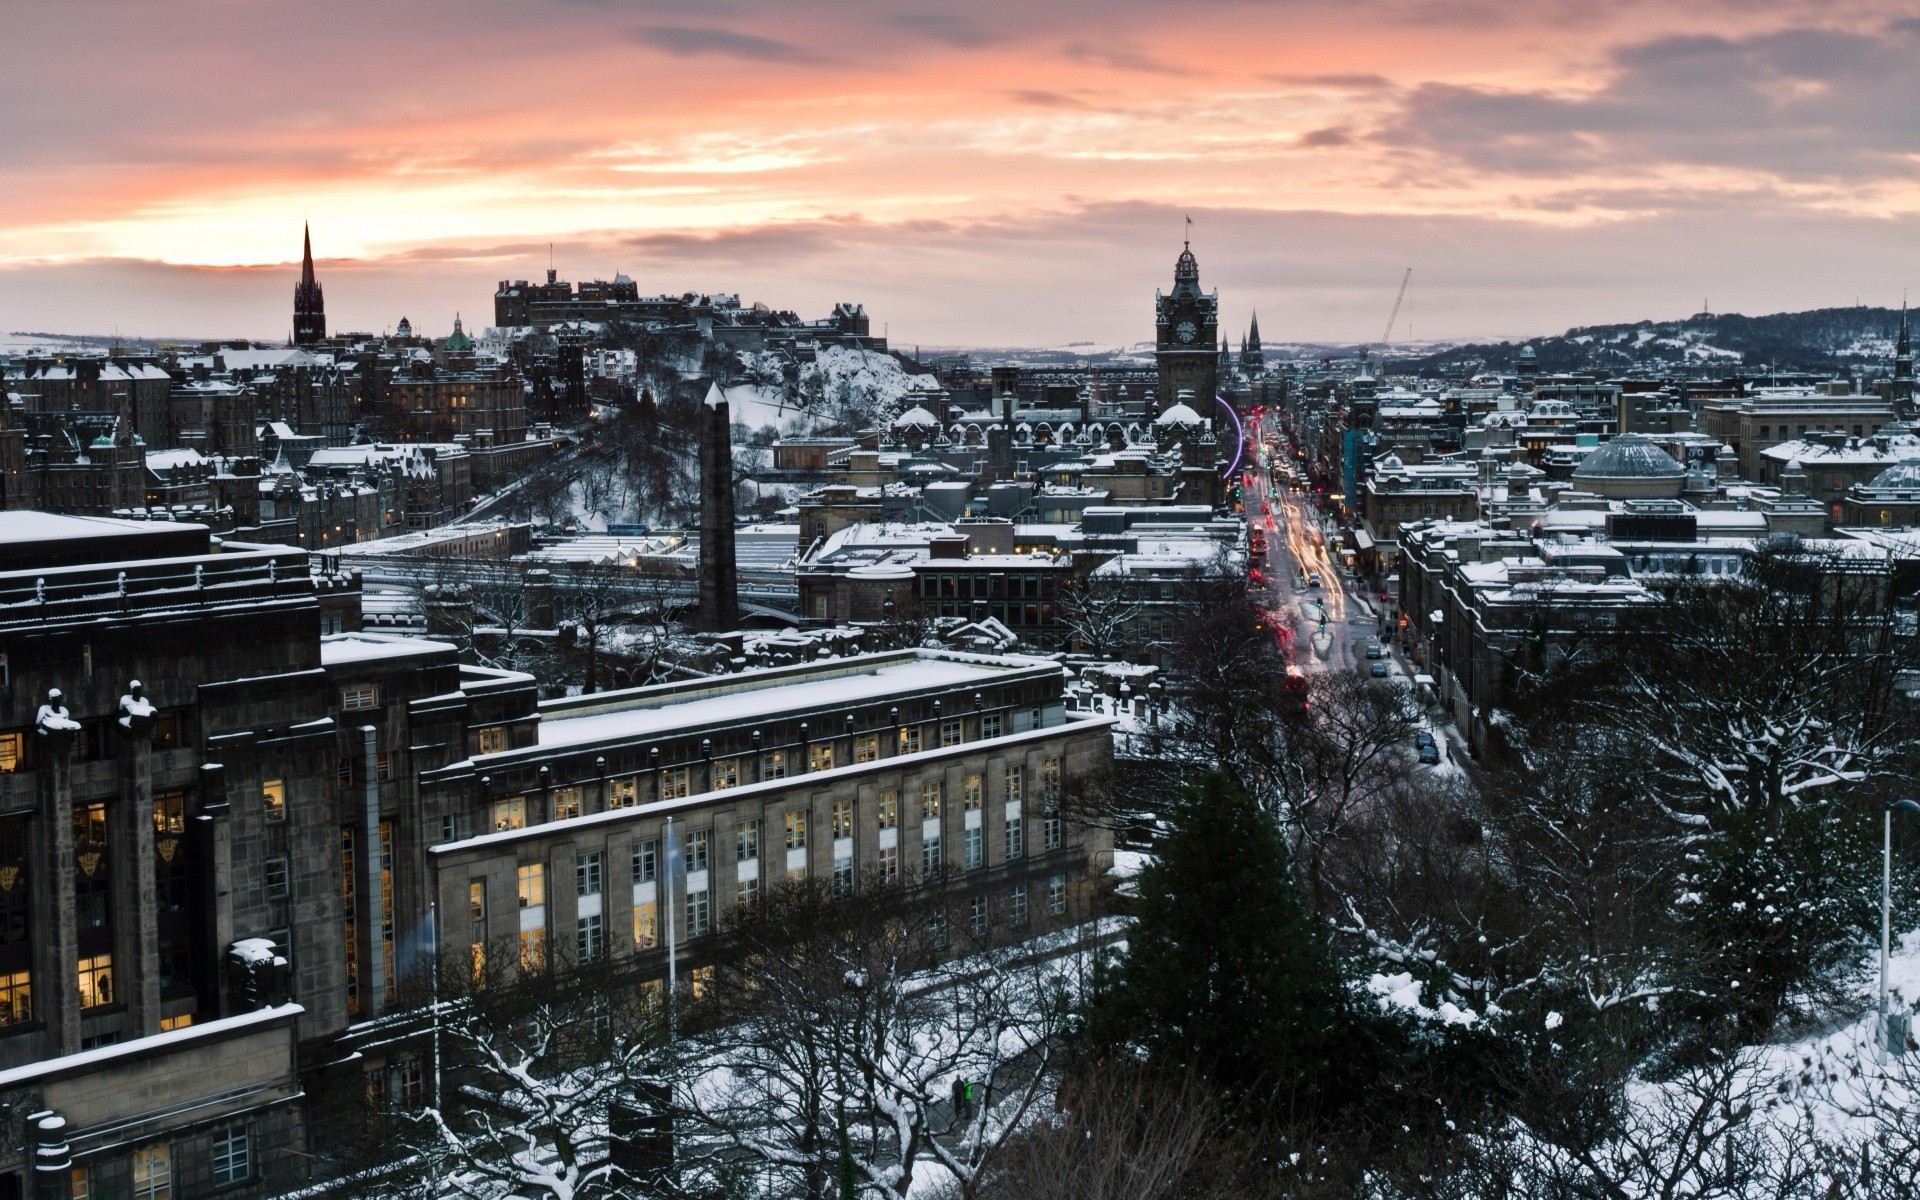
[
  {"left": 1247, "top": 310, "right": 1261, "bottom": 351},
  {"left": 292, "top": 223, "right": 327, "bottom": 346}
]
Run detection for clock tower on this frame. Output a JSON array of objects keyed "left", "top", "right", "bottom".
[{"left": 1154, "top": 238, "right": 1218, "bottom": 415}]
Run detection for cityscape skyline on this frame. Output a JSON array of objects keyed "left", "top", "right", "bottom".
[{"left": 4, "top": 0, "right": 1919, "bottom": 345}]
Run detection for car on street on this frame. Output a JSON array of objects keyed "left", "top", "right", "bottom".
[
  {"left": 1307, "top": 572, "right": 1321, "bottom": 588},
  {"left": 1370, "top": 662, "right": 1390, "bottom": 678},
  {"left": 1418, "top": 743, "right": 1442, "bottom": 765},
  {"left": 1365, "top": 643, "right": 1384, "bottom": 659}
]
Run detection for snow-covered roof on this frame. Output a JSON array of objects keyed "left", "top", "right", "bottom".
[
  {"left": 0, "top": 511, "right": 189, "bottom": 546},
  {"left": 1154, "top": 402, "right": 1204, "bottom": 426},
  {"left": 320, "top": 631, "right": 458, "bottom": 667},
  {"left": 527, "top": 652, "right": 1055, "bottom": 753},
  {"left": 892, "top": 405, "right": 938, "bottom": 427},
  {"left": 1573, "top": 433, "right": 1684, "bottom": 479},
  {"left": 145, "top": 448, "right": 207, "bottom": 471}
]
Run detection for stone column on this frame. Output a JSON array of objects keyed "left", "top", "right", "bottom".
[
  {"left": 113, "top": 682, "right": 161, "bottom": 1037},
  {"left": 31, "top": 695, "right": 80, "bottom": 1052}
]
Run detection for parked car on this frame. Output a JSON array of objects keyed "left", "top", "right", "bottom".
[
  {"left": 1370, "top": 662, "right": 1390, "bottom": 678},
  {"left": 1418, "top": 744, "right": 1442, "bottom": 765},
  {"left": 1415, "top": 730, "right": 1435, "bottom": 749},
  {"left": 1365, "top": 644, "right": 1384, "bottom": 660}
]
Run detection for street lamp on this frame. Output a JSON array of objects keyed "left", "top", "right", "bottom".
[{"left": 1881, "top": 798, "right": 1920, "bottom": 1059}]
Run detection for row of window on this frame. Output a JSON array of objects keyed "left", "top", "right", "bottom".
[
  {"left": 67, "top": 1124, "right": 250, "bottom": 1197},
  {"left": 485, "top": 732, "right": 1036, "bottom": 833},
  {"left": 489, "top": 765, "right": 1059, "bottom": 887}
]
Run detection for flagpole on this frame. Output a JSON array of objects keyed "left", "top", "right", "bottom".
[{"left": 665, "top": 815, "right": 678, "bottom": 1041}]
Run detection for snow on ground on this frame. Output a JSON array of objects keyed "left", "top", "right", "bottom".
[{"left": 1727, "top": 927, "right": 1920, "bottom": 1143}]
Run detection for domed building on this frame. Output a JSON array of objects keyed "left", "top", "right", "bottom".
[
  {"left": 1571, "top": 433, "right": 1685, "bottom": 500},
  {"left": 1841, "top": 455, "right": 1920, "bottom": 526}
]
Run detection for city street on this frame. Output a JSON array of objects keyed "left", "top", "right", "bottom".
[{"left": 1240, "top": 411, "right": 1383, "bottom": 676}]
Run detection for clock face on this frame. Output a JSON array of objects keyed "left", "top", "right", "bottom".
[{"left": 1176, "top": 320, "right": 1197, "bottom": 343}]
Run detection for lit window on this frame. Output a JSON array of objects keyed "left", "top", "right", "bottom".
[
  {"left": 1006, "top": 767, "right": 1023, "bottom": 803},
  {"left": 476, "top": 725, "right": 507, "bottom": 755},
  {"left": 517, "top": 864, "right": 545, "bottom": 909},
  {"left": 468, "top": 880, "right": 486, "bottom": 922},
  {"left": 762, "top": 750, "right": 788, "bottom": 779},
  {"left": 470, "top": 941, "right": 487, "bottom": 988},
  {"left": 808, "top": 744, "right": 834, "bottom": 773},
  {"left": 876, "top": 791, "right": 898, "bottom": 830},
  {"left": 691, "top": 964, "right": 714, "bottom": 1001},
  {"left": 963, "top": 774, "right": 982, "bottom": 811},
  {"left": 854, "top": 735, "right": 879, "bottom": 764},
  {"left": 832, "top": 799, "right": 854, "bottom": 840},
  {"left": 519, "top": 928, "right": 546, "bottom": 973},
  {"left": 921, "top": 781, "right": 942, "bottom": 821},
  {"left": 607, "top": 777, "right": 638, "bottom": 808},
  {"left": 0, "top": 971, "right": 31, "bottom": 1026},
  {"left": 160, "top": 1013, "right": 193, "bottom": 1032},
  {"left": 899, "top": 726, "right": 921, "bottom": 755},
  {"left": 633, "top": 902, "right": 658, "bottom": 949},
  {"left": 661, "top": 766, "right": 690, "bottom": 800},
  {"left": 492, "top": 798, "right": 526, "bottom": 832},
  {"left": 211, "top": 1127, "right": 250, "bottom": 1186},
  {"left": 785, "top": 810, "right": 808, "bottom": 850},
  {"left": 77, "top": 955, "right": 113, "bottom": 1009},
  {"left": 261, "top": 779, "right": 285, "bottom": 823},
  {"left": 132, "top": 1144, "right": 171, "bottom": 1200},
  {"left": 711, "top": 758, "right": 739, "bottom": 790},
  {"left": 152, "top": 791, "right": 186, "bottom": 835}
]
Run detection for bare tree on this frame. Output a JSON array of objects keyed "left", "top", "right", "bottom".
[
  {"left": 685, "top": 880, "right": 1072, "bottom": 1200},
  {"left": 410, "top": 951, "right": 676, "bottom": 1200},
  {"left": 1055, "top": 573, "right": 1144, "bottom": 660}
]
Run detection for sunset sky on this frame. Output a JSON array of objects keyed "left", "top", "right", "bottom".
[{"left": 5, "top": 0, "right": 1919, "bottom": 347}]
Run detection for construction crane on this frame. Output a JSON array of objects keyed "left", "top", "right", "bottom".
[{"left": 1381, "top": 267, "right": 1412, "bottom": 346}]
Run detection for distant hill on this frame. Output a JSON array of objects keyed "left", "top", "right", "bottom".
[{"left": 1384, "top": 306, "right": 1909, "bottom": 378}]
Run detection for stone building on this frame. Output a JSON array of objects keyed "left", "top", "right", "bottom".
[
  {"left": 0, "top": 513, "right": 363, "bottom": 1197},
  {"left": 418, "top": 648, "right": 1114, "bottom": 1001}
]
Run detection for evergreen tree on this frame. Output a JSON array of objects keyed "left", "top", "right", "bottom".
[{"left": 1088, "top": 771, "right": 1369, "bottom": 1119}]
